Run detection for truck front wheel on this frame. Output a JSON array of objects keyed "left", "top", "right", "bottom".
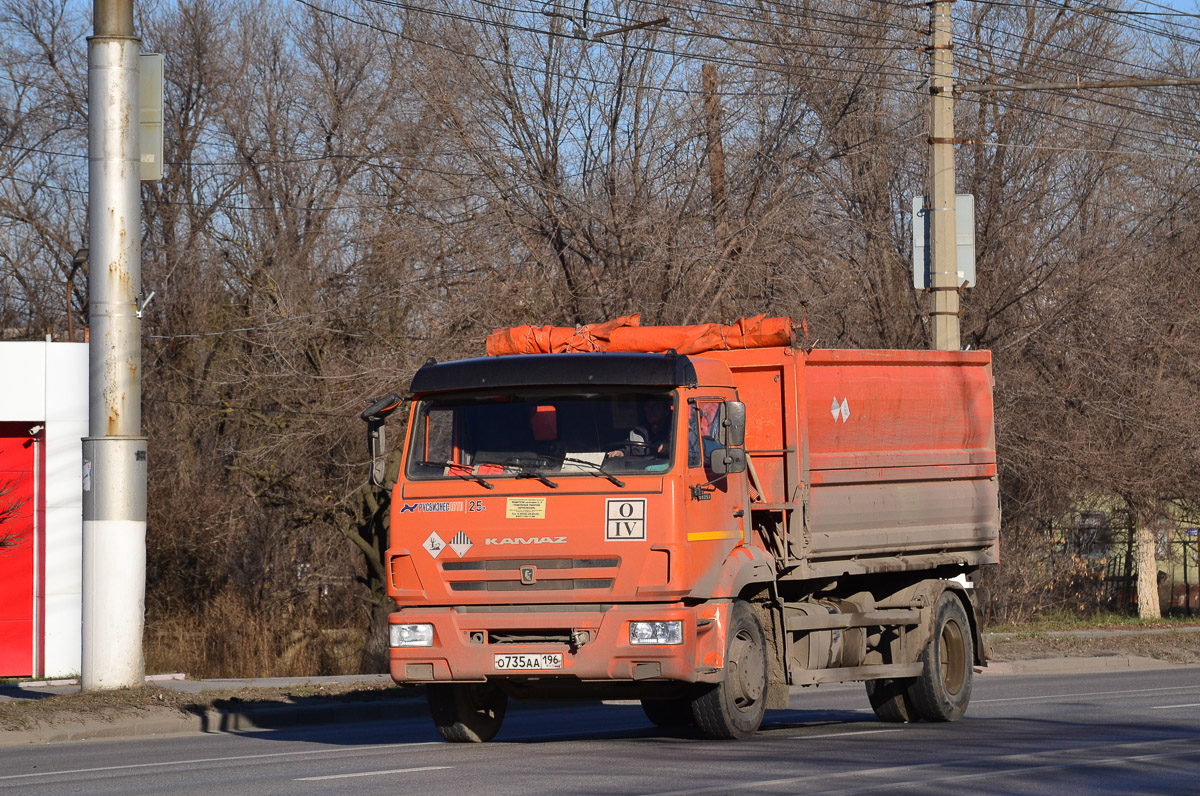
[
  {"left": 427, "top": 682, "right": 508, "bottom": 742},
  {"left": 691, "top": 600, "right": 768, "bottom": 739},
  {"left": 641, "top": 697, "right": 695, "bottom": 728},
  {"left": 865, "top": 677, "right": 919, "bottom": 723},
  {"left": 907, "top": 592, "right": 973, "bottom": 722}
]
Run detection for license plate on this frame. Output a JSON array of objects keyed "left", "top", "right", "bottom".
[{"left": 493, "top": 652, "right": 564, "bottom": 671}]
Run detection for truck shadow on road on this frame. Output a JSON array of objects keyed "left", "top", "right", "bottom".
[{"left": 197, "top": 698, "right": 871, "bottom": 746}]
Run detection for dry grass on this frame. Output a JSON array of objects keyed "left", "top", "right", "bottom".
[
  {"left": 144, "top": 591, "right": 373, "bottom": 679},
  {"left": 986, "top": 629, "right": 1200, "bottom": 665}
]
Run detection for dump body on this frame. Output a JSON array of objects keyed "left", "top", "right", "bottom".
[
  {"left": 710, "top": 347, "right": 999, "bottom": 578},
  {"left": 376, "top": 326, "right": 999, "bottom": 740}
]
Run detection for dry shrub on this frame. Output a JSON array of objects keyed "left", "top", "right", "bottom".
[
  {"left": 978, "top": 531, "right": 1108, "bottom": 626},
  {"left": 145, "top": 590, "right": 369, "bottom": 679}
]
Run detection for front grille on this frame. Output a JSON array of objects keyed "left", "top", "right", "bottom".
[
  {"left": 449, "top": 579, "right": 613, "bottom": 591},
  {"left": 488, "top": 629, "right": 573, "bottom": 644},
  {"left": 441, "top": 557, "right": 619, "bottom": 593},
  {"left": 442, "top": 558, "right": 618, "bottom": 571}
]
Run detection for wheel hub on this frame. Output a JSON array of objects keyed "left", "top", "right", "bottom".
[{"left": 728, "top": 629, "right": 765, "bottom": 708}]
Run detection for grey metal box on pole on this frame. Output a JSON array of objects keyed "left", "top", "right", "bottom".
[
  {"left": 138, "top": 53, "right": 163, "bottom": 182},
  {"left": 913, "top": 194, "right": 976, "bottom": 290}
]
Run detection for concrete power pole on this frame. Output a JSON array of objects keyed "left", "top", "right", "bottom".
[
  {"left": 928, "top": 0, "right": 959, "bottom": 351},
  {"left": 82, "top": 0, "right": 147, "bottom": 690},
  {"left": 702, "top": 64, "right": 729, "bottom": 246}
]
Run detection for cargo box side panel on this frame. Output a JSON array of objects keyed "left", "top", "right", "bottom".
[{"left": 798, "top": 350, "right": 999, "bottom": 573}]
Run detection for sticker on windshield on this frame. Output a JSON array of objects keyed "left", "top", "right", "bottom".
[{"left": 606, "top": 498, "right": 646, "bottom": 541}]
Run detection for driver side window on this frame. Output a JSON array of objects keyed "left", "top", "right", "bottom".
[{"left": 688, "top": 401, "right": 723, "bottom": 468}]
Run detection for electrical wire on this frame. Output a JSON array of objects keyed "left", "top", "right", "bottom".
[{"left": 3, "top": 0, "right": 1198, "bottom": 220}]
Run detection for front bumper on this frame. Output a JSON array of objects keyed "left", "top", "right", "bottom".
[{"left": 388, "top": 602, "right": 729, "bottom": 685}]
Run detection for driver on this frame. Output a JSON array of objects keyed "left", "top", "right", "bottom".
[{"left": 608, "top": 401, "right": 672, "bottom": 459}]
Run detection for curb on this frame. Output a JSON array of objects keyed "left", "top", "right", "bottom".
[
  {"left": 981, "top": 655, "right": 1183, "bottom": 675},
  {"left": 0, "top": 691, "right": 430, "bottom": 747}
]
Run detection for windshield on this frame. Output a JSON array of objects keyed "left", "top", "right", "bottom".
[{"left": 405, "top": 391, "right": 677, "bottom": 481}]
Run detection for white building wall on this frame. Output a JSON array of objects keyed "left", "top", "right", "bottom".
[{"left": 0, "top": 342, "right": 87, "bottom": 678}]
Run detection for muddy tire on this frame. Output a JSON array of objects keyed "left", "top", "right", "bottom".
[
  {"left": 691, "top": 600, "right": 769, "bottom": 739},
  {"left": 427, "top": 682, "right": 508, "bottom": 742},
  {"left": 865, "top": 677, "right": 919, "bottom": 723},
  {"left": 641, "top": 697, "right": 695, "bottom": 728},
  {"left": 907, "top": 592, "right": 973, "bottom": 722}
]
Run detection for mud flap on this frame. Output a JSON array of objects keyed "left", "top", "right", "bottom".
[
  {"left": 766, "top": 680, "right": 790, "bottom": 709},
  {"left": 752, "top": 600, "right": 790, "bottom": 709}
]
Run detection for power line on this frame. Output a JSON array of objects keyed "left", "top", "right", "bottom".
[{"left": 296, "top": 0, "right": 927, "bottom": 96}]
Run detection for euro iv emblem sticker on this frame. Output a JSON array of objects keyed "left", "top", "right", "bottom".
[{"left": 606, "top": 498, "right": 646, "bottom": 541}]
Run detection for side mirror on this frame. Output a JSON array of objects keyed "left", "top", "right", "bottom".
[
  {"left": 710, "top": 446, "right": 746, "bottom": 475},
  {"left": 362, "top": 393, "right": 404, "bottom": 487},
  {"left": 724, "top": 401, "right": 746, "bottom": 448}
]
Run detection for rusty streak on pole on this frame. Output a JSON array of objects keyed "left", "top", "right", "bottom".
[{"left": 83, "top": 0, "right": 147, "bottom": 690}]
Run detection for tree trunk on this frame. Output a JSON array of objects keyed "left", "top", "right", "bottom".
[{"left": 1136, "top": 522, "right": 1161, "bottom": 619}]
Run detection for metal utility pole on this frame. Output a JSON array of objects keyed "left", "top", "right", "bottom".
[
  {"left": 928, "top": 0, "right": 959, "bottom": 351},
  {"left": 83, "top": 0, "right": 147, "bottom": 690}
]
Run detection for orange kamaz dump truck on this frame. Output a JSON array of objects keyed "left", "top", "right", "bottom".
[{"left": 361, "top": 317, "right": 1000, "bottom": 741}]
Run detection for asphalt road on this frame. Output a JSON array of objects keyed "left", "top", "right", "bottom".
[{"left": 1, "top": 667, "right": 1197, "bottom": 795}]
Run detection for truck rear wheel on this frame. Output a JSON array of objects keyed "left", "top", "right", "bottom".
[
  {"left": 864, "top": 677, "right": 919, "bottom": 723},
  {"left": 907, "top": 592, "right": 973, "bottom": 722},
  {"left": 641, "top": 697, "right": 695, "bottom": 728},
  {"left": 691, "top": 600, "right": 768, "bottom": 739},
  {"left": 427, "top": 682, "right": 508, "bottom": 742}
]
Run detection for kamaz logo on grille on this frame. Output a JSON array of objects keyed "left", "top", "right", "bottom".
[{"left": 485, "top": 536, "right": 567, "bottom": 545}]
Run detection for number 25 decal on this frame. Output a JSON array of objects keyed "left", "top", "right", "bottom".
[{"left": 468, "top": 500, "right": 486, "bottom": 513}]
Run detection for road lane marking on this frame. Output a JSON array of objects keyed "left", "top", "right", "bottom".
[
  {"left": 0, "top": 742, "right": 438, "bottom": 781},
  {"left": 296, "top": 765, "right": 451, "bottom": 781},
  {"left": 1150, "top": 702, "right": 1200, "bottom": 709},
  {"left": 637, "top": 737, "right": 1198, "bottom": 796},
  {"left": 790, "top": 729, "right": 905, "bottom": 739},
  {"left": 817, "top": 747, "right": 1200, "bottom": 795},
  {"left": 973, "top": 684, "right": 1200, "bottom": 705}
]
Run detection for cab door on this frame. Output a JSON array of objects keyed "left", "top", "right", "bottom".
[{"left": 681, "top": 394, "right": 748, "bottom": 578}]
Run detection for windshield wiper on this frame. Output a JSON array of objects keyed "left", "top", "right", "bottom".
[
  {"left": 538, "top": 455, "right": 626, "bottom": 488},
  {"left": 416, "top": 461, "right": 494, "bottom": 489},
  {"left": 515, "top": 470, "right": 558, "bottom": 489},
  {"left": 471, "top": 457, "right": 560, "bottom": 489}
]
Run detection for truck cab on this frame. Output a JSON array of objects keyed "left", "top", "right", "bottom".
[{"left": 380, "top": 353, "right": 763, "bottom": 739}]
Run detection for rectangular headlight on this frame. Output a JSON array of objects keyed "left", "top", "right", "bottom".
[
  {"left": 629, "top": 620, "right": 683, "bottom": 645},
  {"left": 390, "top": 623, "right": 434, "bottom": 647}
]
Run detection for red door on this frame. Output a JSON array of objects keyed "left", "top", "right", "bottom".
[{"left": 0, "top": 423, "right": 39, "bottom": 676}]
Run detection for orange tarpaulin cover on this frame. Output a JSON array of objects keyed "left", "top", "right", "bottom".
[
  {"left": 486, "top": 315, "right": 794, "bottom": 356},
  {"left": 485, "top": 314, "right": 642, "bottom": 356}
]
